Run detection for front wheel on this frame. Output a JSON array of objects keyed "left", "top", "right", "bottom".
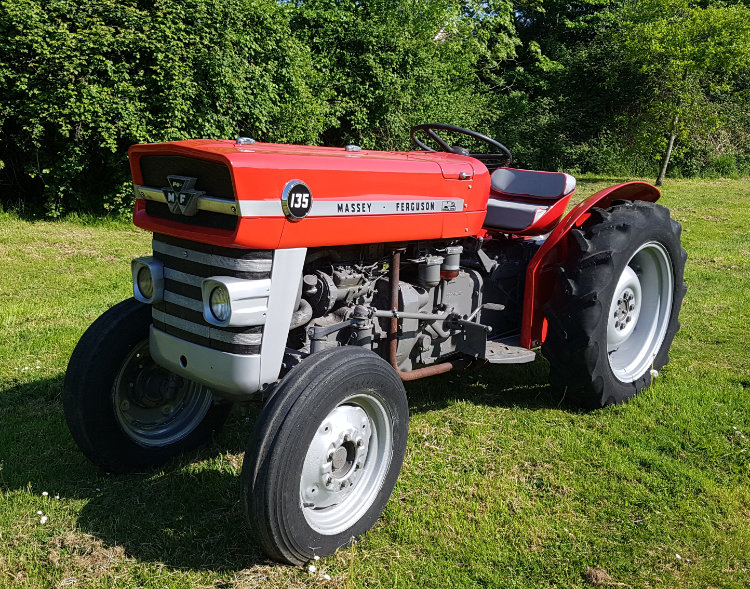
[
  {"left": 64, "top": 298, "right": 231, "bottom": 473},
  {"left": 542, "top": 200, "right": 687, "bottom": 408},
  {"left": 242, "top": 347, "right": 409, "bottom": 564}
]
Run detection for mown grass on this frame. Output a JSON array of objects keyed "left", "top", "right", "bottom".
[{"left": 1, "top": 178, "right": 748, "bottom": 588}]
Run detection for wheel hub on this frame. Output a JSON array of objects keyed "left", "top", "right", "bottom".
[
  {"left": 112, "top": 341, "right": 213, "bottom": 447},
  {"left": 300, "top": 405, "right": 371, "bottom": 509},
  {"left": 607, "top": 266, "right": 642, "bottom": 350}
]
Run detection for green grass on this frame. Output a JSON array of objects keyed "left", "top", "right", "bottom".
[{"left": 1, "top": 178, "right": 749, "bottom": 588}]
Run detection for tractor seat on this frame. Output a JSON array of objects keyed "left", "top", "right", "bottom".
[{"left": 484, "top": 168, "right": 576, "bottom": 232}]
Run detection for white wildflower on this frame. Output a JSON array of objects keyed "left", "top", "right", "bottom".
[
  {"left": 675, "top": 554, "right": 681, "bottom": 560},
  {"left": 308, "top": 565, "right": 317, "bottom": 574},
  {"left": 323, "top": 574, "right": 332, "bottom": 581},
  {"left": 40, "top": 516, "right": 48, "bottom": 524},
  {"left": 55, "top": 495, "right": 60, "bottom": 500},
  {"left": 314, "top": 555, "right": 320, "bottom": 561},
  {"left": 35, "top": 365, "right": 41, "bottom": 369},
  {"left": 733, "top": 426, "right": 738, "bottom": 430},
  {"left": 650, "top": 369, "right": 659, "bottom": 378},
  {"left": 42, "top": 491, "right": 48, "bottom": 497},
  {"left": 36, "top": 511, "right": 43, "bottom": 515},
  {"left": 21, "top": 367, "right": 28, "bottom": 372}
]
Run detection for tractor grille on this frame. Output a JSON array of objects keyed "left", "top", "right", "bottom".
[
  {"left": 139, "top": 156, "right": 239, "bottom": 231},
  {"left": 151, "top": 234, "right": 272, "bottom": 355}
]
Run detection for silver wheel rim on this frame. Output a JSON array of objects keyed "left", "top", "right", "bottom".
[
  {"left": 112, "top": 341, "right": 213, "bottom": 447},
  {"left": 299, "top": 391, "right": 393, "bottom": 535},
  {"left": 607, "top": 241, "right": 674, "bottom": 382}
]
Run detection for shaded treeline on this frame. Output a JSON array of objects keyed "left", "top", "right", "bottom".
[{"left": 1, "top": 0, "right": 748, "bottom": 215}]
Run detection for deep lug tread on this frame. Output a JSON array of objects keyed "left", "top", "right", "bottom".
[{"left": 542, "top": 200, "right": 687, "bottom": 408}]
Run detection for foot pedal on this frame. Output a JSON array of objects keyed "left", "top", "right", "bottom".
[{"left": 484, "top": 340, "right": 536, "bottom": 364}]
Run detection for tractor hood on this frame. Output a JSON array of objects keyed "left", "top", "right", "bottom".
[{"left": 129, "top": 139, "right": 491, "bottom": 249}]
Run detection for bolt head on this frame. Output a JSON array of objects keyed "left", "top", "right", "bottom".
[
  {"left": 120, "top": 400, "right": 130, "bottom": 411},
  {"left": 626, "top": 316, "right": 632, "bottom": 323},
  {"left": 356, "top": 438, "right": 363, "bottom": 447},
  {"left": 161, "top": 404, "right": 172, "bottom": 415},
  {"left": 615, "top": 321, "right": 620, "bottom": 328}
]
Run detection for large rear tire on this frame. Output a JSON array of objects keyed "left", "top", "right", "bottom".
[
  {"left": 542, "top": 200, "right": 687, "bottom": 408},
  {"left": 242, "top": 347, "right": 409, "bottom": 564},
  {"left": 64, "top": 298, "right": 231, "bottom": 473}
]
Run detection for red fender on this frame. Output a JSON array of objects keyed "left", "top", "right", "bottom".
[{"left": 520, "top": 181, "right": 661, "bottom": 349}]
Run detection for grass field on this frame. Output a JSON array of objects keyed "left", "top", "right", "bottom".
[{"left": 0, "top": 178, "right": 748, "bottom": 588}]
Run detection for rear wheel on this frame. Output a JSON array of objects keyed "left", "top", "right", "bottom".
[
  {"left": 64, "top": 298, "right": 231, "bottom": 473},
  {"left": 542, "top": 200, "right": 687, "bottom": 408},
  {"left": 242, "top": 347, "right": 408, "bottom": 564}
]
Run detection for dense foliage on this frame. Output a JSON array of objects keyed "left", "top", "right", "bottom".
[{"left": 1, "top": 0, "right": 748, "bottom": 215}]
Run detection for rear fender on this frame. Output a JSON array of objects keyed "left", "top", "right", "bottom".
[{"left": 520, "top": 181, "right": 660, "bottom": 348}]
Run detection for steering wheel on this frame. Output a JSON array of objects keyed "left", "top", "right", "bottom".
[{"left": 410, "top": 123, "right": 512, "bottom": 169}]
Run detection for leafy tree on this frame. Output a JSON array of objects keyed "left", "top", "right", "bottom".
[
  {"left": 287, "top": 0, "right": 519, "bottom": 149},
  {"left": 0, "top": 0, "right": 331, "bottom": 214},
  {"left": 611, "top": 0, "right": 750, "bottom": 184}
]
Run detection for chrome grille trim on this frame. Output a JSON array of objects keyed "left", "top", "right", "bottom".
[
  {"left": 163, "top": 290, "right": 202, "bottom": 313},
  {"left": 164, "top": 267, "right": 202, "bottom": 287},
  {"left": 152, "top": 309, "right": 262, "bottom": 345},
  {"left": 135, "top": 185, "right": 240, "bottom": 216},
  {"left": 153, "top": 240, "right": 273, "bottom": 273},
  {"left": 151, "top": 235, "right": 271, "bottom": 354}
]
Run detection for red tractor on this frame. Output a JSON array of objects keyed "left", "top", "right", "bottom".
[{"left": 64, "top": 124, "right": 686, "bottom": 564}]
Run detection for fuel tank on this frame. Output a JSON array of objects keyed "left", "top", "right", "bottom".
[{"left": 129, "top": 139, "right": 491, "bottom": 249}]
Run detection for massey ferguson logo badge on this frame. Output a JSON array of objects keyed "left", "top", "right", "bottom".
[{"left": 162, "top": 175, "right": 204, "bottom": 216}]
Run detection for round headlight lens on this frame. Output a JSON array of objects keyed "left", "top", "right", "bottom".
[
  {"left": 210, "top": 286, "right": 231, "bottom": 322},
  {"left": 137, "top": 266, "right": 154, "bottom": 300}
]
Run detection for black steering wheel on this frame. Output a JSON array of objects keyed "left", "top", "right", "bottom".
[{"left": 410, "top": 123, "right": 512, "bottom": 169}]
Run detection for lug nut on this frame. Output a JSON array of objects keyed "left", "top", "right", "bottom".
[
  {"left": 343, "top": 434, "right": 351, "bottom": 443},
  {"left": 120, "top": 400, "right": 130, "bottom": 411},
  {"left": 326, "top": 476, "right": 333, "bottom": 486},
  {"left": 161, "top": 405, "right": 172, "bottom": 415},
  {"left": 626, "top": 316, "right": 632, "bottom": 323},
  {"left": 615, "top": 321, "right": 620, "bottom": 328},
  {"left": 356, "top": 438, "right": 363, "bottom": 447}
]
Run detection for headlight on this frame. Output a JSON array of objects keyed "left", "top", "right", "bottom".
[
  {"left": 201, "top": 277, "right": 271, "bottom": 327},
  {"left": 209, "top": 286, "right": 231, "bottom": 322},
  {"left": 131, "top": 257, "right": 164, "bottom": 304},
  {"left": 137, "top": 266, "right": 154, "bottom": 299}
]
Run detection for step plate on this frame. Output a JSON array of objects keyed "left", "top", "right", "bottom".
[{"left": 484, "top": 340, "right": 536, "bottom": 364}]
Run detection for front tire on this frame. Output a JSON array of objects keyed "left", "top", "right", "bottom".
[
  {"left": 64, "top": 298, "right": 231, "bottom": 473},
  {"left": 542, "top": 200, "right": 687, "bottom": 408},
  {"left": 242, "top": 347, "right": 409, "bottom": 564}
]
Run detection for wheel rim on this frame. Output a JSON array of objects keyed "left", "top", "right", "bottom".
[
  {"left": 299, "top": 391, "right": 393, "bottom": 535},
  {"left": 112, "top": 341, "right": 213, "bottom": 447},
  {"left": 607, "top": 242, "right": 674, "bottom": 382}
]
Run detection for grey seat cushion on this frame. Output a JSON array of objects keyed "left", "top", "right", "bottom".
[
  {"left": 484, "top": 200, "right": 548, "bottom": 231},
  {"left": 491, "top": 168, "right": 576, "bottom": 200}
]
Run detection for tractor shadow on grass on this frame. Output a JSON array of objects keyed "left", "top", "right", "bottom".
[
  {"left": 0, "top": 375, "right": 269, "bottom": 571},
  {"left": 405, "top": 354, "right": 582, "bottom": 416},
  {"left": 0, "top": 356, "right": 579, "bottom": 572}
]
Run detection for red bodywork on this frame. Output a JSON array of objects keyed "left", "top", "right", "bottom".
[
  {"left": 130, "top": 140, "right": 490, "bottom": 250},
  {"left": 129, "top": 140, "right": 660, "bottom": 350}
]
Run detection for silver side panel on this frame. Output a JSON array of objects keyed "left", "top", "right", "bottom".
[{"left": 259, "top": 248, "right": 307, "bottom": 386}]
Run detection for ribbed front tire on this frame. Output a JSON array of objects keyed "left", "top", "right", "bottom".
[{"left": 242, "top": 347, "right": 409, "bottom": 564}]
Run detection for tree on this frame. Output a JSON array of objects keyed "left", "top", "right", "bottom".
[{"left": 612, "top": 0, "right": 750, "bottom": 184}]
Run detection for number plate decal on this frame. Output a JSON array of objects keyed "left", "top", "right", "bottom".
[{"left": 281, "top": 180, "right": 313, "bottom": 221}]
